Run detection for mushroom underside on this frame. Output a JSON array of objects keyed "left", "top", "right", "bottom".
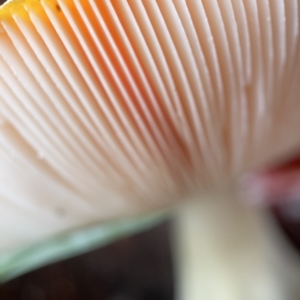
[{"left": 0, "top": 0, "right": 300, "bottom": 256}]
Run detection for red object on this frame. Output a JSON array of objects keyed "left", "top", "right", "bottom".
[{"left": 243, "top": 155, "right": 300, "bottom": 205}]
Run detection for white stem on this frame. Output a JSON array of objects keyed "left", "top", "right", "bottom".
[{"left": 172, "top": 188, "right": 300, "bottom": 300}]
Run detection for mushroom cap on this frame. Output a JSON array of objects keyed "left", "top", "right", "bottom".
[{"left": 0, "top": 0, "right": 300, "bottom": 250}]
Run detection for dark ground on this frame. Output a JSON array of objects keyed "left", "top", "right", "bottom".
[{"left": 0, "top": 223, "right": 174, "bottom": 300}]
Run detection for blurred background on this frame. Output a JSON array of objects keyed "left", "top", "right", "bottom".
[{"left": 0, "top": 222, "right": 174, "bottom": 300}]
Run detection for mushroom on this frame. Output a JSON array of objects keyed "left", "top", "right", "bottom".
[{"left": 0, "top": 0, "right": 300, "bottom": 299}]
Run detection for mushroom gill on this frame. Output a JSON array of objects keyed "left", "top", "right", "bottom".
[{"left": 0, "top": 0, "right": 300, "bottom": 280}]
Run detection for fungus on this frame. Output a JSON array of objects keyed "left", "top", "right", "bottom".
[{"left": 0, "top": 0, "right": 300, "bottom": 299}]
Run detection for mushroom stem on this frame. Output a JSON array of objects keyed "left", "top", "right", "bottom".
[{"left": 172, "top": 188, "right": 300, "bottom": 300}]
